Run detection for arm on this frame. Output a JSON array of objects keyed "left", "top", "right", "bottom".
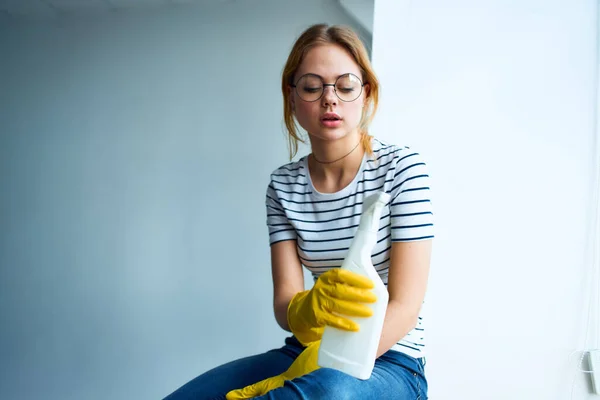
[
  {"left": 271, "top": 239, "right": 375, "bottom": 341},
  {"left": 375, "top": 146, "right": 434, "bottom": 357},
  {"left": 271, "top": 240, "right": 304, "bottom": 332},
  {"left": 376, "top": 239, "right": 432, "bottom": 358}
]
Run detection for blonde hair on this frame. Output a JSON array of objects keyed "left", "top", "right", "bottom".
[{"left": 281, "top": 24, "right": 380, "bottom": 160}]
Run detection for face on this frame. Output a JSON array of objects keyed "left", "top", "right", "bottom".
[{"left": 290, "top": 44, "right": 369, "bottom": 143}]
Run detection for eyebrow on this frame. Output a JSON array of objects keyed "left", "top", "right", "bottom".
[{"left": 302, "top": 73, "right": 352, "bottom": 80}]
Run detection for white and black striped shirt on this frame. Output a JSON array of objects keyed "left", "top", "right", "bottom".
[{"left": 265, "top": 137, "right": 434, "bottom": 358}]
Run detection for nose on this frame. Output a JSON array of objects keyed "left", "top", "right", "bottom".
[{"left": 321, "top": 85, "right": 337, "bottom": 107}]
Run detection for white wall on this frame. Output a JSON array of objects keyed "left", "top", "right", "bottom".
[
  {"left": 371, "top": 0, "right": 599, "bottom": 399},
  {"left": 0, "top": 2, "right": 369, "bottom": 399}
]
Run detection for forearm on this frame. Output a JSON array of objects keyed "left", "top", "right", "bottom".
[
  {"left": 274, "top": 296, "right": 294, "bottom": 332},
  {"left": 376, "top": 300, "right": 420, "bottom": 358}
]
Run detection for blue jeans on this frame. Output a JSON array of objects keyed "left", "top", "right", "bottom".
[{"left": 164, "top": 336, "right": 428, "bottom": 400}]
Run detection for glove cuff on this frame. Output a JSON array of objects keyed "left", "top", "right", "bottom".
[{"left": 287, "top": 290, "right": 322, "bottom": 346}]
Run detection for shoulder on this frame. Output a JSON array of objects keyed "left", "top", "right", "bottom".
[
  {"left": 369, "top": 137, "right": 427, "bottom": 170},
  {"left": 269, "top": 157, "right": 306, "bottom": 181},
  {"left": 266, "top": 157, "right": 309, "bottom": 196}
]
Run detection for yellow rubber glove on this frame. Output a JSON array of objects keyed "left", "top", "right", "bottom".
[
  {"left": 287, "top": 268, "right": 377, "bottom": 346},
  {"left": 225, "top": 341, "right": 321, "bottom": 400}
]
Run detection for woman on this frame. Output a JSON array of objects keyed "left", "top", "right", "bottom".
[{"left": 165, "top": 23, "right": 434, "bottom": 400}]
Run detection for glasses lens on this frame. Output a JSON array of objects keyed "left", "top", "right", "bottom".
[
  {"left": 335, "top": 74, "right": 362, "bottom": 102},
  {"left": 295, "top": 75, "right": 323, "bottom": 102}
]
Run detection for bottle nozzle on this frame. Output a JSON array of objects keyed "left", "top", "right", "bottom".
[{"left": 359, "top": 192, "right": 391, "bottom": 233}]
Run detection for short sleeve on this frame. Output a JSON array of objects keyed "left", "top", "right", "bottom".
[
  {"left": 265, "top": 179, "right": 298, "bottom": 245},
  {"left": 389, "top": 151, "right": 435, "bottom": 242}
]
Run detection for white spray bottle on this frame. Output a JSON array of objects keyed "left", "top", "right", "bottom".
[{"left": 317, "top": 191, "right": 391, "bottom": 380}]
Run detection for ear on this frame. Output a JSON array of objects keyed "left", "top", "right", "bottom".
[{"left": 363, "top": 83, "right": 371, "bottom": 103}]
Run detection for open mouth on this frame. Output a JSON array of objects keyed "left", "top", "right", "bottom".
[
  {"left": 321, "top": 113, "right": 342, "bottom": 122},
  {"left": 320, "top": 115, "right": 343, "bottom": 128}
]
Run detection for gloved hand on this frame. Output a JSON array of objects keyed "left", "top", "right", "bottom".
[
  {"left": 287, "top": 268, "right": 377, "bottom": 346},
  {"left": 225, "top": 341, "right": 321, "bottom": 400}
]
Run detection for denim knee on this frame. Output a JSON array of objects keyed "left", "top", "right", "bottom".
[{"left": 304, "top": 368, "right": 357, "bottom": 399}]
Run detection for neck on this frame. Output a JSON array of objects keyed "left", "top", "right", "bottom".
[
  {"left": 308, "top": 136, "right": 365, "bottom": 182},
  {"left": 311, "top": 132, "right": 363, "bottom": 162},
  {"left": 312, "top": 140, "right": 360, "bottom": 164}
]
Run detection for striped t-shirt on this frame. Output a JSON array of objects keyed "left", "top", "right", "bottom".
[{"left": 265, "top": 137, "right": 434, "bottom": 358}]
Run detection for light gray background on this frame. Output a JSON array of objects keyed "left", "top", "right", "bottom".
[{"left": 0, "top": 1, "right": 370, "bottom": 398}]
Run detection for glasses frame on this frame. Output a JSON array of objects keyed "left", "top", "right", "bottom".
[{"left": 291, "top": 73, "right": 364, "bottom": 103}]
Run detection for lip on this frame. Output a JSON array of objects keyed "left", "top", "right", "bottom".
[
  {"left": 321, "top": 112, "right": 342, "bottom": 121},
  {"left": 320, "top": 119, "right": 342, "bottom": 129}
]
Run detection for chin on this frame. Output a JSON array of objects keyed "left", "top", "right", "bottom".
[
  {"left": 308, "top": 130, "right": 346, "bottom": 142},
  {"left": 309, "top": 126, "right": 358, "bottom": 142}
]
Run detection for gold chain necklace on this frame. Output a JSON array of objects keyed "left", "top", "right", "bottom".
[{"left": 312, "top": 141, "right": 361, "bottom": 164}]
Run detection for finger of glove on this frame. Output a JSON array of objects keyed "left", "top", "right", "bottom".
[
  {"left": 324, "top": 297, "right": 374, "bottom": 318},
  {"left": 225, "top": 388, "right": 250, "bottom": 400},
  {"left": 322, "top": 283, "right": 377, "bottom": 303},
  {"left": 322, "top": 269, "right": 374, "bottom": 289},
  {"left": 321, "top": 313, "right": 361, "bottom": 331},
  {"left": 225, "top": 377, "right": 281, "bottom": 400},
  {"left": 250, "top": 377, "right": 285, "bottom": 397}
]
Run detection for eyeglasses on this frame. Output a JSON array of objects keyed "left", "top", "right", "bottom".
[{"left": 291, "top": 73, "right": 364, "bottom": 102}]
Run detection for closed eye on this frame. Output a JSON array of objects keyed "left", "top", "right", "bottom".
[{"left": 303, "top": 87, "right": 322, "bottom": 93}]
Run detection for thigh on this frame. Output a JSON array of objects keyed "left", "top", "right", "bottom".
[
  {"left": 257, "top": 350, "right": 427, "bottom": 400},
  {"left": 164, "top": 337, "right": 304, "bottom": 400}
]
